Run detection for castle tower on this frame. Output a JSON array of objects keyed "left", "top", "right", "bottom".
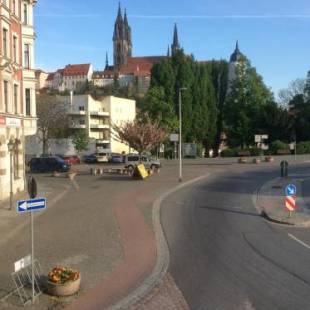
[
  {"left": 113, "top": 3, "right": 132, "bottom": 70},
  {"left": 228, "top": 41, "right": 243, "bottom": 86},
  {"left": 171, "top": 23, "right": 180, "bottom": 55}
]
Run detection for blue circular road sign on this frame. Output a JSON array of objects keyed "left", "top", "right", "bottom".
[{"left": 285, "top": 184, "right": 297, "bottom": 196}]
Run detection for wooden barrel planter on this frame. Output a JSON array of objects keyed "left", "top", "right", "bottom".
[
  {"left": 265, "top": 156, "right": 274, "bottom": 162},
  {"left": 238, "top": 157, "right": 247, "bottom": 164}
]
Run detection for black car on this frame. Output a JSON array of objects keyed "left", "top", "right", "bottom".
[
  {"left": 29, "top": 157, "right": 70, "bottom": 173},
  {"left": 83, "top": 154, "right": 97, "bottom": 164}
]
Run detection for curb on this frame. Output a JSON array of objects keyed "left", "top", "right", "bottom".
[{"left": 108, "top": 173, "right": 210, "bottom": 310}]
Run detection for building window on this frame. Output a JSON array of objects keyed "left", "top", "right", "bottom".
[
  {"left": 23, "top": 3, "right": 28, "bottom": 24},
  {"left": 24, "top": 44, "right": 30, "bottom": 68},
  {"left": 25, "top": 88, "right": 31, "bottom": 116},
  {"left": 12, "top": 0, "right": 16, "bottom": 14},
  {"left": 13, "top": 36, "right": 17, "bottom": 62},
  {"left": 14, "top": 84, "right": 18, "bottom": 114},
  {"left": 4, "top": 81, "right": 9, "bottom": 113},
  {"left": 3, "top": 28, "right": 8, "bottom": 57}
]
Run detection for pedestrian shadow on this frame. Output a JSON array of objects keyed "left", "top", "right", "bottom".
[{"left": 199, "top": 205, "right": 263, "bottom": 217}]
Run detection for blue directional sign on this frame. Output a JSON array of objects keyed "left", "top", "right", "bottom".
[
  {"left": 285, "top": 184, "right": 297, "bottom": 197},
  {"left": 17, "top": 198, "right": 46, "bottom": 213}
]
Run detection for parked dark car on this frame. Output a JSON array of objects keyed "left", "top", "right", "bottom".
[
  {"left": 83, "top": 154, "right": 97, "bottom": 164},
  {"left": 29, "top": 157, "right": 70, "bottom": 173},
  {"left": 109, "top": 153, "right": 123, "bottom": 164}
]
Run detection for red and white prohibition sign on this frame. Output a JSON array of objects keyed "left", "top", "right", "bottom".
[{"left": 285, "top": 195, "right": 297, "bottom": 212}]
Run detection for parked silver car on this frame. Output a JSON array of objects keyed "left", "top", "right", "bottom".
[{"left": 124, "top": 154, "right": 161, "bottom": 173}]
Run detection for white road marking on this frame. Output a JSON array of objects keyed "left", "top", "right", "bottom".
[{"left": 288, "top": 233, "right": 310, "bottom": 250}]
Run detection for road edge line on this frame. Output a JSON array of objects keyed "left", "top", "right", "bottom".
[{"left": 108, "top": 173, "right": 210, "bottom": 310}]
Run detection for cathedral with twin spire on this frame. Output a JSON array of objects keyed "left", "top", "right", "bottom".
[
  {"left": 96, "top": 3, "right": 182, "bottom": 95},
  {"left": 95, "top": 3, "right": 243, "bottom": 95}
]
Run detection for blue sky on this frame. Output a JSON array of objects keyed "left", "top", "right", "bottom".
[{"left": 35, "top": 0, "right": 310, "bottom": 97}]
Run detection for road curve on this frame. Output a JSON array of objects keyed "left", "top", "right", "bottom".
[{"left": 161, "top": 164, "right": 310, "bottom": 310}]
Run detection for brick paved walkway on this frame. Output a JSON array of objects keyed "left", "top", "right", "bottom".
[{"left": 129, "top": 273, "right": 189, "bottom": 310}]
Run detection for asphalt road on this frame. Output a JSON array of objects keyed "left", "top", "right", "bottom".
[{"left": 161, "top": 164, "right": 310, "bottom": 310}]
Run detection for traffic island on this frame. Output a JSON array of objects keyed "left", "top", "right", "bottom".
[{"left": 256, "top": 177, "right": 310, "bottom": 227}]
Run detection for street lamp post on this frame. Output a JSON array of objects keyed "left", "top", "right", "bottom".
[
  {"left": 7, "top": 139, "right": 14, "bottom": 210},
  {"left": 178, "top": 87, "right": 187, "bottom": 182}
]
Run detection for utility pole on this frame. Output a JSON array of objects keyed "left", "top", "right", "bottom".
[{"left": 178, "top": 88, "right": 187, "bottom": 182}]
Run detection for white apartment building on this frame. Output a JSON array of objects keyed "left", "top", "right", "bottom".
[
  {"left": 64, "top": 95, "right": 136, "bottom": 154},
  {"left": 0, "top": 0, "right": 37, "bottom": 201}
]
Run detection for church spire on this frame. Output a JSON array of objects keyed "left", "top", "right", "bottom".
[
  {"left": 117, "top": 2, "right": 122, "bottom": 19},
  {"left": 113, "top": 3, "right": 132, "bottom": 69},
  {"left": 171, "top": 23, "right": 180, "bottom": 55},
  {"left": 113, "top": 2, "right": 123, "bottom": 40},
  {"left": 105, "top": 52, "right": 109, "bottom": 68},
  {"left": 230, "top": 40, "right": 243, "bottom": 62},
  {"left": 235, "top": 40, "right": 240, "bottom": 52}
]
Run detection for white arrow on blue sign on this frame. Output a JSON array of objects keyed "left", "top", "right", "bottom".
[
  {"left": 285, "top": 184, "right": 297, "bottom": 197},
  {"left": 17, "top": 198, "right": 46, "bottom": 213}
]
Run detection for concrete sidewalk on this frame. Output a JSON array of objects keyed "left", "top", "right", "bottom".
[
  {"left": 0, "top": 175, "right": 71, "bottom": 248},
  {"left": 257, "top": 176, "right": 310, "bottom": 227}
]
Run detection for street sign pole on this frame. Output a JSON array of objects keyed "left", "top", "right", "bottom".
[
  {"left": 31, "top": 212, "right": 34, "bottom": 303},
  {"left": 27, "top": 176, "right": 37, "bottom": 305}
]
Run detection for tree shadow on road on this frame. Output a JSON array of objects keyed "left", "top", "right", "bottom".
[{"left": 199, "top": 205, "right": 263, "bottom": 217}]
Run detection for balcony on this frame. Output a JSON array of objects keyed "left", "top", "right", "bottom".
[
  {"left": 90, "top": 124, "right": 109, "bottom": 130},
  {"left": 68, "top": 109, "right": 86, "bottom": 115},
  {"left": 96, "top": 147, "right": 112, "bottom": 153},
  {"left": 90, "top": 111, "right": 109, "bottom": 117},
  {"left": 96, "top": 138, "right": 110, "bottom": 144},
  {"left": 70, "top": 123, "right": 86, "bottom": 129}
]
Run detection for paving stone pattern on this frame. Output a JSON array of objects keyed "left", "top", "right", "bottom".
[{"left": 129, "top": 274, "right": 189, "bottom": 310}]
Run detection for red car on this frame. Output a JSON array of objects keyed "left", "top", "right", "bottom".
[{"left": 57, "top": 155, "right": 80, "bottom": 165}]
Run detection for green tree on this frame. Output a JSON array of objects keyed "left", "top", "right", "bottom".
[
  {"left": 225, "top": 56, "right": 273, "bottom": 147},
  {"left": 142, "top": 86, "right": 178, "bottom": 130},
  {"left": 72, "top": 130, "right": 89, "bottom": 154},
  {"left": 209, "top": 60, "right": 229, "bottom": 156}
]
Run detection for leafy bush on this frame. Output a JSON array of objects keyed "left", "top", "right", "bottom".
[
  {"left": 297, "top": 141, "right": 310, "bottom": 154},
  {"left": 249, "top": 147, "right": 263, "bottom": 156},
  {"left": 221, "top": 148, "right": 238, "bottom": 157},
  {"left": 270, "top": 140, "right": 289, "bottom": 155},
  {"left": 196, "top": 143, "right": 204, "bottom": 158}
]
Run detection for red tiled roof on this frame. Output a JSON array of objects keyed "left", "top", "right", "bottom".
[
  {"left": 63, "top": 64, "right": 91, "bottom": 76},
  {"left": 93, "top": 71, "right": 105, "bottom": 79},
  {"left": 46, "top": 73, "right": 55, "bottom": 81},
  {"left": 119, "top": 56, "right": 165, "bottom": 75}
]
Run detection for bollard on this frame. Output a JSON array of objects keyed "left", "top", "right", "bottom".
[{"left": 280, "top": 161, "right": 289, "bottom": 178}]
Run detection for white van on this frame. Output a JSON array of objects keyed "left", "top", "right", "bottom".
[{"left": 95, "top": 152, "right": 110, "bottom": 163}]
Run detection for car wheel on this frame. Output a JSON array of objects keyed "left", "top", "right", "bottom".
[{"left": 127, "top": 165, "right": 134, "bottom": 176}]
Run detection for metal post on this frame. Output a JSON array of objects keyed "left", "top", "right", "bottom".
[
  {"left": 178, "top": 90, "right": 182, "bottom": 182},
  {"left": 31, "top": 212, "right": 34, "bottom": 303},
  {"left": 10, "top": 151, "right": 13, "bottom": 210},
  {"left": 294, "top": 141, "right": 297, "bottom": 161}
]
